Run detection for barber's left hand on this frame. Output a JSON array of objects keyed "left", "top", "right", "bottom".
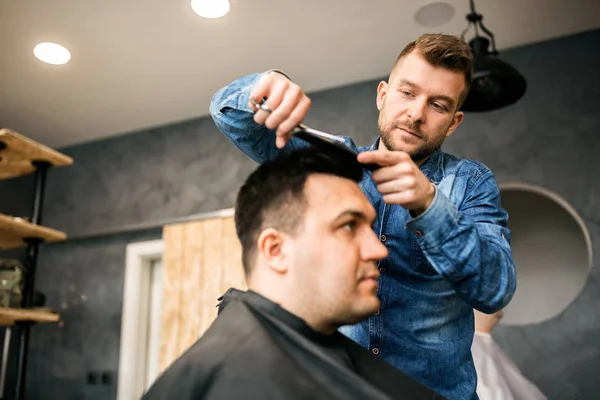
[{"left": 357, "top": 150, "right": 435, "bottom": 216}]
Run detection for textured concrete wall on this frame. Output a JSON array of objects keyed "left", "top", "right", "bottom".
[{"left": 0, "top": 28, "right": 598, "bottom": 399}]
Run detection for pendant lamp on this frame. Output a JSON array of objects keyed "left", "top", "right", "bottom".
[{"left": 460, "top": 0, "right": 527, "bottom": 112}]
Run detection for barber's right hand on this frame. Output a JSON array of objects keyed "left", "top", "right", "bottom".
[{"left": 249, "top": 71, "right": 312, "bottom": 149}]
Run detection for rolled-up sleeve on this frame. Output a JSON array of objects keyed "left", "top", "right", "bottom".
[{"left": 209, "top": 71, "right": 309, "bottom": 164}]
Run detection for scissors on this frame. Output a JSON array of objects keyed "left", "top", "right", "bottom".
[{"left": 251, "top": 99, "right": 379, "bottom": 171}]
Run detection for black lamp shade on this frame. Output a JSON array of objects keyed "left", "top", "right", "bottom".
[{"left": 461, "top": 37, "right": 527, "bottom": 112}]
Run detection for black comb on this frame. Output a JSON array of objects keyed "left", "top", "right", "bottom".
[{"left": 292, "top": 125, "right": 380, "bottom": 171}]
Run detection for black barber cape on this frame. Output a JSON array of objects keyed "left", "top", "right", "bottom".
[{"left": 143, "top": 288, "right": 445, "bottom": 400}]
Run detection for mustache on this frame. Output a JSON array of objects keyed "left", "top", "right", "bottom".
[
  {"left": 358, "top": 265, "right": 380, "bottom": 281},
  {"left": 397, "top": 121, "right": 423, "bottom": 138}
]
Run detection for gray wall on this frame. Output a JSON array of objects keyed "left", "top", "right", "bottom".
[{"left": 1, "top": 28, "right": 599, "bottom": 399}]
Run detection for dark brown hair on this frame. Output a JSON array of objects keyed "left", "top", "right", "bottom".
[{"left": 391, "top": 33, "right": 474, "bottom": 109}]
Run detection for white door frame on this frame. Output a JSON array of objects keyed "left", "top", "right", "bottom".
[{"left": 117, "top": 239, "right": 164, "bottom": 400}]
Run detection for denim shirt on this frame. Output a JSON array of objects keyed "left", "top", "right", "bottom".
[{"left": 209, "top": 72, "right": 517, "bottom": 400}]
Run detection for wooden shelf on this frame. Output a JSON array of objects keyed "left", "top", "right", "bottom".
[
  {"left": 0, "top": 128, "right": 73, "bottom": 180},
  {"left": 0, "top": 213, "right": 66, "bottom": 250},
  {"left": 0, "top": 307, "right": 59, "bottom": 326}
]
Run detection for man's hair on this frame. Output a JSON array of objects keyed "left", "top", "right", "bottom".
[
  {"left": 391, "top": 33, "right": 474, "bottom": 110},
  {"left": 234, "top": 147, "right": 363, "bottom": 275}
]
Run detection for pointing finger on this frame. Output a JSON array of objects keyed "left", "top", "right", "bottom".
[{"left": 357, "top": 150, "right": 411, "bottom": 167}]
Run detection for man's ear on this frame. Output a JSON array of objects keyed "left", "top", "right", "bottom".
[
  {"left": 445, "top": 111, "right": 464, "bottom": 138},
  {"left": 376, "top": 80, "right": 388, "bottom": 111},
  {"left": 256, "top": 228, "right": 288, "bottom": 273}
]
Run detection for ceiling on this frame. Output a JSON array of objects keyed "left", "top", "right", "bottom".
[{"left": 1, "top": 0, "right": 599, "bottom": 149}]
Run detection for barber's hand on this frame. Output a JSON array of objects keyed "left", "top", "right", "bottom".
[
  {"left": 249, "top": 72, "right": 312, "bottom": 149},
  {"left": 357, "top": 150, "right": 435, "bottom": 216}
]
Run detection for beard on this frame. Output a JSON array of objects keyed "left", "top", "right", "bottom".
[{"left": 378, "top": 118, "right": 446, "bottom": 163}]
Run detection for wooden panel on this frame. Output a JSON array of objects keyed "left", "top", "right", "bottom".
[
  {"left": 177, "top": 222, "right": 204, "bottom": 355},
  {"left": 0, "top": 213, "right": 67, "bottom": 250},
  {"left": 0, "top": 307, "right": 60, "bottom": 326},
  {"left": 0, "top": 128, "right": 73, "bottom": 180},
  {"left": 158, "top": 225, "right": 184, "bottom": 373},
  {"left": 197, "top": 218, "right": 222, "bottom": 340},
  {"left": 221, "top": 217, "right": 247, "bottom": 293},
  {"left": 159, "top": 215, "right": 246, "bottom": 372}
]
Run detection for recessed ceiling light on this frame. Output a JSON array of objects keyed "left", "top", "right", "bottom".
[
  {"left": 191, "top": 0, "right": 230, "bottom": 19},
  {"left": 33, "top": 42, "right": 71, "bottom": 65},
  {"left": 414, "top": 2, "right": 455, "bottom": 27}
]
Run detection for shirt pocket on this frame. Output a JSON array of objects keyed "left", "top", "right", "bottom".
[{"left": 411, "top": 236, "right": 439, "bottom": 277}]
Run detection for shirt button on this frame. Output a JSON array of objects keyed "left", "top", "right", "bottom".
[
  {"left": 415, "top": 230, "right": 423, "bottom": 237},
  {"left": 372, "top": 348, "right": 380, "bottom": 355},
  {"left": 379, "top": 267, "right": 386, "bottom": 273},
  {"left": 380, "top": 234, "right": 386, "bottom": 242},
  {"left": 375, "top": 309, "right": 381, "bottom": 315}
]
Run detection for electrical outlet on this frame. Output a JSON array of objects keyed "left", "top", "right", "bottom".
[
  {"left": 101, "top": 370, "right": 114, "bottom": 386},
  {"left": 87, "top": 371, "right": 99, "bottom": 385}
]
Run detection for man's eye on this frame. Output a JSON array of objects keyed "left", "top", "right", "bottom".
[
  {"left": 401, "top": 90, "right": 414, "bottom": 97},
  {"left": 432, "top": 102, "right": 447, "bottom": 112},
  {"left": 342, "top": 221, "right": 357, "bottom": 231}
]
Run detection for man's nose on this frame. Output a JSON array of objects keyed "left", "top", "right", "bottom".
[
  {"left": 362, "top": 230, "right": 389, "bottom": 262},
  {"left": 407, "top": 98, "right": 427, "bottom": 123}
]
